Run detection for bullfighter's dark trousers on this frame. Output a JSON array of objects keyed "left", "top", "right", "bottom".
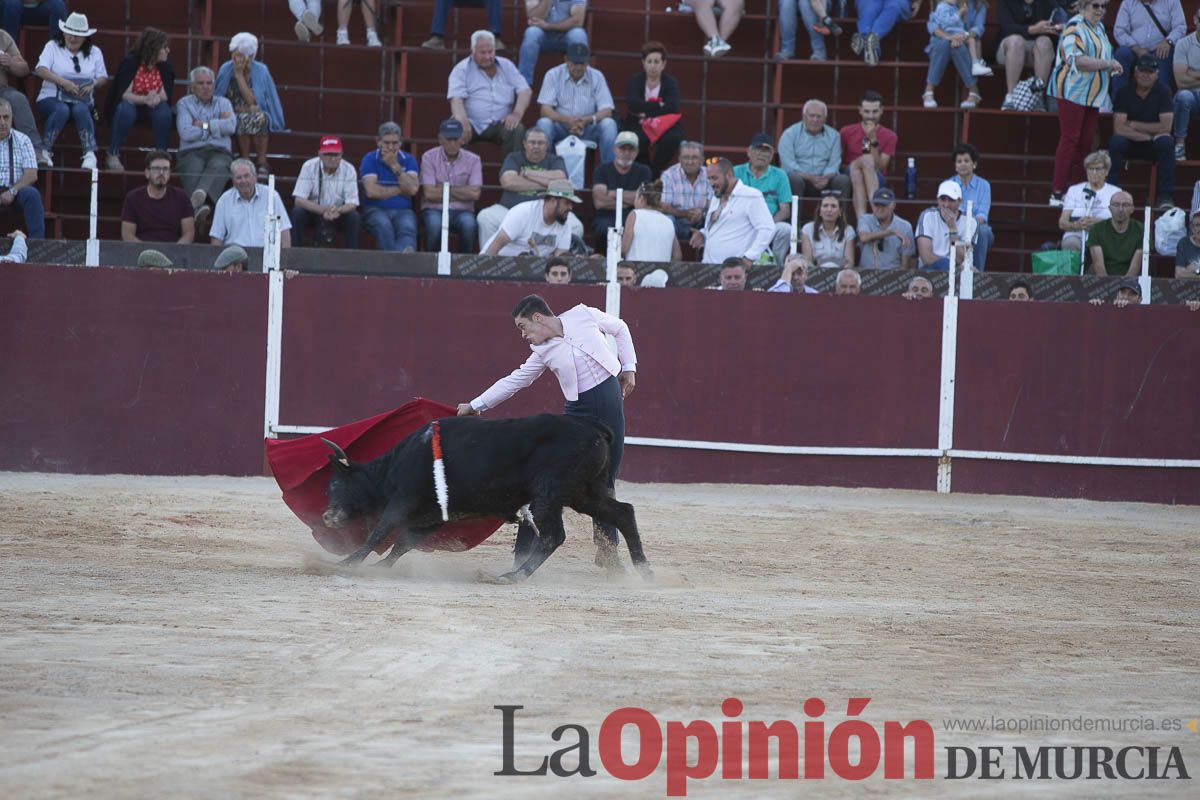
[{"left": 515, "top": 376, "right": 624, "bottom": 558}]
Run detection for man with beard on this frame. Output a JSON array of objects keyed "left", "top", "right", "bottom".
[
  {"left": 689, "top": 156, "right": 775, "bottom": 265},
  {"left": 482, "top": 178, "right": 580, "bottom": 256},
  {"left": 590, "top": 130, "right": 651, "bottom": 247},
  {"left": 120, "top": 150, "right": 195, "bottom": 243}
]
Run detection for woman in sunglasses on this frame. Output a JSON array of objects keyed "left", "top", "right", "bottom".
[
  {"left": 32, "top": 11, "right": 107, "bottom": 170},
  {"left": 1047, "top": 1, "right": 1122, "bottom": 206}
]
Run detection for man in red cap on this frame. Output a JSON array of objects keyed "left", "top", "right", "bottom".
[{"left": 291, "top": 134, "right": 361, "bottom": 248}]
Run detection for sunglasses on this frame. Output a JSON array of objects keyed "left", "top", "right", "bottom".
[
  {"left": 71, "top": 54, "right": 81, "bottom": 73},
  {"left": 1088, "top": 2, "right": 1107, "bottom": 9}
]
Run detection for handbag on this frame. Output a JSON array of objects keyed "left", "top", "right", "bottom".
[
  {"left": 1004, "top": 77, "right": 1046, "bottom": 112},
  {"left": 1031, "top": 249, "right": 1077, "bottom": 275},
  {"left": 639, "top": 113, "right": 682, "bottom": 144},
  {"left": 1154, "top": 207, "right": 1185, "bottom": 257}
]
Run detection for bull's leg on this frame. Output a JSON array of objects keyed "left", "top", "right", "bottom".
[
  {"left": 573, "top": 491, "right": 652, "bottom": 581},
  {"left": 495, "top": 503, "right": 566, "bottom": 583},
  {"left": 339, "top": 501, "right": 409, "bottom": 565},
  {"left": 376, "top": 526, "right": 438, "bottom": 567},
  {"left": 591, "top": 487, "right": 624, "bottom": 574}
]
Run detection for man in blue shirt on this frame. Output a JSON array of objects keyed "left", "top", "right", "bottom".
[
  {"left": 948, "top": 143, "right": 993, "bottom": 270},
  {"left": 359, "top": 121, "right": 420, "bottom": 252}
]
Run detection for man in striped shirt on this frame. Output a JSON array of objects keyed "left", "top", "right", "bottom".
[{"left": 659, "top": 141, "right": 713, "bottom": 240}]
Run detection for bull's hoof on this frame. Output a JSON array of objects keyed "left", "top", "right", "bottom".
[
  {"left": 635, "top": 563, "right": 655, "bottom": 582},
  {"left": 476, "top": 569, "right": 523, "bottom": 585}
]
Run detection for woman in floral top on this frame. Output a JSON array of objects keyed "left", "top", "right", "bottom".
[{"left": 103, "top": 27, "right": 175, "bottom": 171}]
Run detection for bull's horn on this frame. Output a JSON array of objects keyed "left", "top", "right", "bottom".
[{"left": 320, "top": 437, "right": 350, "bottom": 465}]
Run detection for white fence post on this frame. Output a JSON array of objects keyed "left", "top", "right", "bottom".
[
  {"left": 1139, "top": 205, "right": 1152, "bottom": 304},
  {"left": 85, "top": 167, "right": 99, "bottom": 267},
  {"left": 936, "top": 294, "right": 959, "bottom": 493},
  {"left": 437, "top": 181, "right": 451, "bottom": 276}
]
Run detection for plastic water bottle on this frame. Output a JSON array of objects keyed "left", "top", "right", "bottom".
[{"left": 905, "top": 157, "right": 917, "bottom": 200}]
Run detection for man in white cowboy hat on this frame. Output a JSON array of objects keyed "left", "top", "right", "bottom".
[
  {"left": 2, "top": 1, "right": 68, "bottom": 41},
  {"left": 481, "top": 178, "right": 580, "bottom": 256}
]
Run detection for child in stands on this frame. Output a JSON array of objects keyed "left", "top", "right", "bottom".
[{"left": 922, "top": 0, "right": 982, "bottom": 109}]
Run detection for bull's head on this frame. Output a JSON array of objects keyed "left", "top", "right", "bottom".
[{"left": 321, "top": 437, "right": 361, "bottom": 529}]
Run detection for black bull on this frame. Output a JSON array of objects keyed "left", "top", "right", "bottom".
[{"left": 320, "top": 414, "right": 651, "bottom": 582}]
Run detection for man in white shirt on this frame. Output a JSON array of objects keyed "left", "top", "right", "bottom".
[
  {"left": 688, "top": 157, "right": 776, "bottom": 264},
  {"left": 915, "top": 180, "right": 978, "bottom": 271},
  {"left": 481, "top": 178, "right": 579, "bottom": 256},
  {"left": 290, "top": 135, "right": 360, "bottom": 248},
  {"left": 210, "top": 159, "right": 292, "bottom": 248}
]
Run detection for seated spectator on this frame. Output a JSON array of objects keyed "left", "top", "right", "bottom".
[
  {"left": 448, "top": 30, "right": 531, "bottom": 156},
  {"left": 335, "top": 0, "right": 382, "bottom": 46},
  {"left": 1174, "top": 208, "right": 1200, "bottom": 276},
  {"left": 716, "top": 256, "right": 747, "bottom": 290},
  {"left": 902, "top": 274, "right": 935, "bottom": 299},
  {"left": 835, "top": 267, "right": 862, "bottom": 294},
  {"left": 104, "top": 27, "right": 174, "bottom": 172},
  {"left": 1089, "top": 276, "right": 1143, "bottom": 305},
  {"left": 690, "top": 1, "right": 744, "bottom": 57},
  {"left": 778, "top": 99, "right": 850, "bottom": 202},
  {"left": 857, "top": 186, "right": 915, "bottom": 269},
  {"left": 916, "top": 179, "right": 979, "bottom": 270},
  {"left": 481, "top": 179, "right": 580, "bottom": 256},
  {"left": 1087, "top": 190, "right": 1149, "bottom": 275},
  {"left": 34, "top": 12, "right": 106, "bottom": 171},
  {"left": 802, "top": 193, "right": 856, "bottom": 268},
  {"left": 777, "top": 0, "right": 830, "bottom": 61},
  {"left": 660, "top": 141, "right": 713, "bottom": 240},
  {"left": 288, "top": 1, "right": 324, "bottom": 42},
  {"left": 1110, "top": 53, "right": 1175, "bottom": 208},
  {"left": 360, "top": 121, "right": 419, "bottom": 252},
  {"left": 420, "top": 118, "right": 483, "bottom": 253},
  {"left": 1172, "top": 8, "right": 1200, "bottom": 159},
  {"left": 1111, "top": 0, "right": 1184, "bottom": 97},
  {"left": 0, "top": 98, "right": 44, "bottom": 238},
  {"left": 767, "top": 253, "right": 820, "bottom": 293},
  {"left": 519, "top": 1, "right": 588, "bottom": 86},
  {"left": 733, "top": 132, "right": 794, "bottom": 265},
  {"left": 1008, "top": 279, "right": 1033, "bottom": 299},
  {"left": 0, "top": 228, "right": 26, "bottom": 262},
  {"left": 215, "top": 33, "right": 285, "bottom": 178},
  {"left": 840, "top": 91, "right": 898, "bottom": 221},
  {"left": 622, "top": 42, "right": 686, "bottom": 177},
  {"left": 852, "top": 0, "right": 913, "bottom": 66},
  {"left": 923, "top": 0, "right": 983, "bottom": 110},
  {"left": 478, "top": 127, "right": 574, "bottom": 247},
  {"left": 616, "top": 264, "right": 637, "bottom": 285},
  {"left": 535, "top": 43, "right": 617, "bottom": 165},
  {"left": 291, "top": 136, "right": 360, "bottom": 249},
  {"left": 120, "top": 150, "right": 194, "bottom": 244},
  {"left": 176, "top": 66, "right": 236, "bottom": 229},
  {"left": 997, "top": 0, "right": 1060, "bottom": 110},
  {"left": 544, "top": 255, "right": 571, "bottom": 283},
  {"left": 592, "top": 131, "right": 653, "bottom": 243},
  {"left": 0, "top": 26, "right": 46, "bottom": 165},
  {"left": 963, "top": 0, "right": 992, "bottom": 76},
  {"left": 1, "top": 0, "right": 66, "bottom": 41},
  {"left": 689, "top": 157, "right": 776, "bottom": 265},
  {"left": 621, "top": 180, "right": 681, "bottom": 262},
  {"left": 949, "top": 143, "right": 994, "bottom": 269},
  {"left": 424, "top": 0, "right": 504, "bottom": 50},
  {"left": 215, "top": 244, "right": 249, "bottom": 272},
  {"left": 210, "top": 159, "right": 292, "bottom": 248},
  {"left": 1059, "top": 151, "right": 1122, "bottom": 250}
]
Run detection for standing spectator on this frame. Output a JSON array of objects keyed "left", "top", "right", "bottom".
[
  {"left": 0, "top": 26, "right": 45, "bottom": 165},
  {"left": 176, "top": 66, "right": 236, "bottom": 229},
  {"left": 104, "top": 28, "right": 175, "bottom": 172},
  {"left": 288, "top": 1, "right": 325, "bottom": 42},
  {"left": 768, "top": 253, "right": 820, "bottom": 292},
  {"left": 620, "top": 180, "right": 681, "bottom": 262},
  {"left": 0, "top": 98, "right": 43, "bottom": 238},
  {"left": 1109, "top": 52, "right": 1175, "bottom": 207},
  {"left": 622, "top": 41, "right": 685, "bottom": 178},
  {"left": 857, "top": 186, "right": 915, "bottom": 269},
  {"left": 778, "top": 99, "right": 850, "bottom": 203},
  {"left": 716, "top": 257, "right": 747, "bottom": 290},
  {"left": 689, "top": 157, "right": 776, "bottom": 264},
  {"left": 659, "top": 141, "right": 713, "bottom": 240},
  {"left": 448, "top": 30, "right": 531, "bottom": 157},
  {"left": 1058, "top": 150, "right": 1122, "bottom": 250},
  {"left": 949, "top": 143, "right": 994, "bottom": 269},
  {"left": 477, "top": 127, "right": 569, "bottom": 247},
  {"left": 916, "top": 179, "right": 980, "bottom": 270},
  {"left": 616, "top": 263, "right": 637, "bottom": 285},
  {"left": 424, "top": 0, "right": 504, "bottom": 50},
  {"left": 801, "top": 193, "right": 856, "bottom": 268},
  {"left": 1171, "top": 7, "right": 1200, "bottom": 159},
  {"left": 544, "top": 255, "right": 571, "bottom": 283},
  {"left": 1087, "top": 190, "right": 1149, "bottom": 275},
  {"left": 291, "top": 135, "right": 360, "bottom": 249},
  {"left": 997, "top": 0, "right": 1061, "bottom": 110},
  {"left": 481, "top": 179, "right": 580, "bottom": 256},
  {"left": 214, "top": 245, "right": 250, "bottom": 272},
  {"left": 120, "top": 150, "right": 194, "bottom": 244},
  {"left": 210, "top": 159, "right": 292, "bottom": 248},
  {"left": 359, "top": 121, "right": 419, "bottom": 252},
  {"left": 1173, "top": 207, "right": 1200, "bottom": 276},
  {"left": 1111, "top": 0, "right": 1185, "bottom": 96},
  {"left": 518, "top": 1, "right": 588, "bottom": 86},
  {"left": 777, "top": 0, "right": 829, "bottom": 61},
  {"left": 534, "top": 42, "right": 617, "bottom": 164},
  {"left": 335, "top": 0, "right": 382, "bottom": 47},
  {"left": 216, "top": 33, "right": 286, "bottom": 178},
  {"left": 1047, "top": 3, "right": 1123, "bottom": 206},
  {"left": 591, "top": 130, "right": 652, "bottom": 244},
  {"left": 852, "top": 0, "right": 916, "bottom": 66},
  {"left": 34, "top": 12, "right": 107, "bottom": 171},
  {"left": 2, "top": 0, "right": 66, "bottom": 41},
  {"left": 1008, "top": 279, "right": 1033, "bottom": 299},
  {"left": 902, "top": 275, "right": 936, "bottom": 299},
  {"left": 840, "top": 91, "right": 898, "bottom": 221},
  {"left": 420, "top": 117, "right": 483, "bottom": 253},
  {"left": 690, "top": 1, "right": 745, "bottom": 57},
  {"left": 923, "top": 0, "right": 983, "bottom": 110},
  {"left": 733, "top": 132, "right": 794, "bottom": 266},
  {"left": 835, "top": 267, "right": 862, "bottom": 294}
]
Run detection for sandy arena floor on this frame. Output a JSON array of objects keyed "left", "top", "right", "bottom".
[{"left": 0, "top": 472, "right": 1197, "bottom": 799}]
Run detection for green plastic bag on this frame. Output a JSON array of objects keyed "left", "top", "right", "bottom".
[{"left": 1031, "top": 250, "right": 1078, "bottom": 275}]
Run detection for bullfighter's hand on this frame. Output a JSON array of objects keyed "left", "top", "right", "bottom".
[
  {"left": 457, "top": 403, "right": 480, "bottom": 416},
  {"left": 619, "top": 371, "right": 636, "bottom": 398}
]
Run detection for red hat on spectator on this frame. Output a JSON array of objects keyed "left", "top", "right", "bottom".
[{"left": 318, "top": 136, "right": 343, "bottom": 154}]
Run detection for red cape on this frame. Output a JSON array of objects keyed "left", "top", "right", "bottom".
[{"left": 265, "top": 398, "right": 504, "bottom": 555}]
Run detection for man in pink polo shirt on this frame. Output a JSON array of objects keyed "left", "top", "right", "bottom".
[{"left": 457, "top": 293, "right": 637, "bottom": 572}]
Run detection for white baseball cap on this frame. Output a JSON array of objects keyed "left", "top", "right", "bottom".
[{"left": 936, "top": 180, "right": 962, "bottom": 201}]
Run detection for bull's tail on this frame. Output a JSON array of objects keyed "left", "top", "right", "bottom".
[{"left": 577, "top": 416, "right": 614, "bottom": 444}]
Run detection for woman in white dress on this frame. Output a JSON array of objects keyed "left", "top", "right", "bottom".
[
  {"left": 801, "top": 192, "right": 856, "bottom": 268},
  {"left": 621, "top": 180, "right": 681, "bottom": 263}
]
